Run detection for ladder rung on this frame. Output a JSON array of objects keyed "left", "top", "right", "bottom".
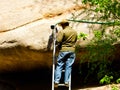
[
  {"left": 58, "top": 84, "right": 66, "bottom": 86},
  {"left": 62, "top": 70, "right": 65, "bottom": 72}
]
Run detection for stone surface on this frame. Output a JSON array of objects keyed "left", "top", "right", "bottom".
[
  {"left": 0, "top": 0, "right": 91, "bottom": 72},
  {"left": 0, "top": 0, "right": 90, "bottom": 50},
  {"left": 0, "top": 0, "right": 119, "bottom": 73},
  {"left": 79, "top": 84, "right": 120, "bottom": 90}
]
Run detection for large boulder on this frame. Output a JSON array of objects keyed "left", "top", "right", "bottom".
[{"left": 0, "top": 0, "right": 99, "bottom": 72}]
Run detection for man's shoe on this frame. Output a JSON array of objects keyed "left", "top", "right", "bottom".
[
  {"left": 65, "top": 82, "right": 69, "bottom": 87},
  {"left": 54, "top": 83, "right": 58, "bottom": 88}
]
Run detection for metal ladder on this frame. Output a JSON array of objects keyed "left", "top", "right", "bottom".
[{"left": 51, "top": 25, "right": 71, "bottom": 90}]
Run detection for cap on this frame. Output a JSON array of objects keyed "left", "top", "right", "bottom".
[{"left": 58, "top": 19, "right": 69, "bottom": 26}]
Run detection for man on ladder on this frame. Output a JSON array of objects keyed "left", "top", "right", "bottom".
[{"left": 51, "top": 19, "right": 77, "bottom": 90}]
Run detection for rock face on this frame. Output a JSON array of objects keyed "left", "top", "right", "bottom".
[
  {"left": 0, "top": 0, "right": 90, "bottom": 50},
  {"left": 0, "top": 0, "right": 95, "bottom": 72},
  {"left": 0, "top": 0, "right": 90, "bottom": 72}
]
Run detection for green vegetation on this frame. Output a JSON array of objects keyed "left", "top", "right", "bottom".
[
  {"left": 111, "top": 85, "right": 119, "bottom": 90},
  {"left": 74, "top": 0, "right": 120, "bottom": 87},
  {"left": 100, "top": 75, "right": 113, "bottom": 84},
  {"left": 77, "top": 32, "right": 87, "bottom": 40},
  {"left": 77, "top": 30, "right": 117, "bottom": 83},
  {"left": 82, "top": 0, "right": 120, "bottom": 20}
]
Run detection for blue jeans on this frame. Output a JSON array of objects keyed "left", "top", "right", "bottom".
[{"left": 54, "top": 51, "right": 75, "bottom": 83}]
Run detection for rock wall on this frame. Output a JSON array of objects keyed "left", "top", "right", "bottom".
[
  {"left": 0, "top": 0, "right": 90, "bottom": 50},
  {"left": 0, "top": 0, "right": 96, "bottom": 72}
]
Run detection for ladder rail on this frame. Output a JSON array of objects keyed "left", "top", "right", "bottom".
[
  {"left": 51, "top": 26, "right": 56, "bottom": 90},
  {"left": 69, "top": 74, "right": 71, "bottom": 90}
]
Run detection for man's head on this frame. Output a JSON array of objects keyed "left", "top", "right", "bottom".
[{"left": 58, "top": 19, "right": 69, "bottom": 28}]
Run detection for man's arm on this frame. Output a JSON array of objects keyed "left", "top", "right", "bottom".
[{"left": 56, "top": 30, "right": 64, "bottom": 43}]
